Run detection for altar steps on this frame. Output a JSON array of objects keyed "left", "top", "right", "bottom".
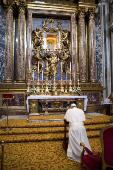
[
  {"left": 0, "top": 131, "right": 101, "bottom": 144},
  {"left": 0, "top": 114, "right": 112, "bottom": 143}
]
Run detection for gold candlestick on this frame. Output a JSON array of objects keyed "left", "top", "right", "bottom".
[
  {"left": 29, "top": 59, "right": 31, "bottom": 71},
  {"left": 60, "top": 83, "right": 64, "bottom": 93},
  {"left": 69, "top": 80, "right": 73, "bottom": 93},
  {"left": 32, "top": 70, "right": 35, "bottom": 81},
  {"left": 36, "top": 81, "right": 40, "bottom": 94},
  {"left": 70, "top": 61, "right": 71, "bottom": 72},
  {"left": 77, "top": 79, "right": 80, "bottom": 87},
  {"left": 64, "top": 72, "right": 68, "bottom": 94},
  {"left": 27, "top": 83, "right": 30, "bottom": 93},
  {"left": 42, "top": 70, "right": 43, "bottom": 81},
  {"left": 61, "top": 61, "right": 62, "bottom": 80},
  {"left": 52, "top": 71, "right": 57, "bottom": 95},
  {"left": 69, "top": 62, "right": 72, "bottom": 81},
  {"left": 45, "top": 81, "right": 49, "bottom": 94}
]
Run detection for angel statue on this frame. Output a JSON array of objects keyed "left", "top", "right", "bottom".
[{"left": 32, "top": 28, "right": 43, "bottom": 49}]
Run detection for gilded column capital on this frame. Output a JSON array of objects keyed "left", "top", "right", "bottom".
[
  {"left": 6, "top": 5, "right": 13, "bottom": 14},
  {"left": 73, "top": 9, "right": 78, "bottom": 16},
  {"left": 18, "top": 0, "right": 27, "bottom": 10},
  {"left": 6, "top": 0, "right": 27, "bottom": 11},
  {"left": 78, "top": 7, "right": 86, "bottom": 13},
  {"left": 88, "top": 7, "right": 96, "bottom": 13},
  {"left": 78, "top": 10, "right": 85, "bottom": 20},
  {"left": 4, "top": 0, "right": 27, "bottom": 6},
  {"left": 88, "top": 8, "right": 96, "bottom": 20},
  {"left": 18, "top": 4, "right": 26, "bottom": 15}
]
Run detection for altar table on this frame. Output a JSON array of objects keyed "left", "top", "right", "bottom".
[{"left": 26, "top": 95, "right": 88, "bottom": 113}]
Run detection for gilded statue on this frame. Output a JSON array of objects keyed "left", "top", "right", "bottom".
[
  {"left": 31, "top": 18, "right": 71, "bottom": 79},
  {"left": 32, "top": 28, "right": 43, "bottom": 49},
  {"left": 31, "top": 50, "right": 41, "bottom": 66},
  {"left": 46, "top": 53, "right": 58, "bottom": 76},
  {"left": 61, "top": 30, "right": 70, "bottom": 49}
]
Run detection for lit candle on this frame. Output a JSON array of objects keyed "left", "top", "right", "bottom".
[{"left": 70, "top": 62, "right": 71, "bottom": 72}]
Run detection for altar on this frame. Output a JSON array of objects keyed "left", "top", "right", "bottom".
[{"left": 26, "top": 95, "right": 88, "bottom": 114}]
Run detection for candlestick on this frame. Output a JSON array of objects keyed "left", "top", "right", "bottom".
[
  {"left": 38, "top": 61, "right": 39, "bottom": 81},
  {"left": 42, "top": 62, "right": 44, "bottom": 81},
  {"left": 77, "top": 62, "right": 79, "bottom": 73},
  {"left": 66, "top": 71, "right": 67, "bottom": 81},
  {"left": 61, "top": 61, "right": 62, "bottom": 80},
  {"left": 70, "top": 61, "right": 71, "bottom": 72},
  {"left": 33, "top": 70, "right": 35, "bottom": 81},
  {"left": 78, "top": 79, "right": 80, "bottom": 87},
  {"left": 29, "top": 60, "right": 31, "bottom": 71},
  {"left": 46, "top": 61, "right": 48, "bottom": 69},
  {"left": 27, "top": 83, "right": 30, "bottom": 93},
  {"left": 42, "top": 69, "right": 43, "bottom": 81},
  {"left": 54, "top": 71, "right": 56, "bottom": 82},
  {"left": 70, "top": 62, "right": 71, "bottom": 81},
  {"left": 74, "top": 72, "right": 75, "bottom": 87},
  {"left": 38, "top": 61, "right": 39, "bottom": 73}
]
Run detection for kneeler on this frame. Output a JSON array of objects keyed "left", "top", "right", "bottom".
[
  {"left": 63, "top": 119, "right": 69, "bottom": 152},
  {"left": 81, "top": 143, "right": 102, "bottom": 170}
]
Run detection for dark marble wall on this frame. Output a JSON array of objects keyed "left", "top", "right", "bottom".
[
  {"left": 0, "top": 5, "right": 6, "bottom": 82},
  {"left": 95, "top": 6, "right": 103, "bottom": 84}
]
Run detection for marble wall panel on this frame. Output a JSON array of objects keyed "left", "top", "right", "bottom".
[
  {"left": 0, "top": 5, "right": 6, "bottom": 82},
  {"left": 95, "top": 7, "right": 103, "bottom": 83}
]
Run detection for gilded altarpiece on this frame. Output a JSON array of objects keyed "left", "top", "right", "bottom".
[{"left": 0, "top": 1, "right": 103, "bottom": 113}]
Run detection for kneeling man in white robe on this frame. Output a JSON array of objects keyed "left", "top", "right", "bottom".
[{"left": 64, "top": 103, "right": 91, "bottom": 163}]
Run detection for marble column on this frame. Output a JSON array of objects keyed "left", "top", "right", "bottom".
[
  {"left": 88, "top": 11, "right": 97, "bottom": 82},
  {"left": 71, "top": 12, "right": 78, "bottom": 85},
  {"left": 78, "top": 10, "right": 87, "bottom": 82},
  {"left": 16, "top": 5, "right": 26, "bottom": 82},
  {"left": 26, "top": 10, "right": 32, "bottom": 73},
  {"left": 4, "top": 6, "right": 14, "bottom": 83}
]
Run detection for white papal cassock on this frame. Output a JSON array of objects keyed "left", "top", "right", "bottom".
[{"left": 64, "top": 106, "right": 91, "bottom": 163}]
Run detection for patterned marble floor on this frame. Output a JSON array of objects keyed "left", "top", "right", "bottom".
[{"left": 1, "top": 138, "right": 101, "bottom": 170}]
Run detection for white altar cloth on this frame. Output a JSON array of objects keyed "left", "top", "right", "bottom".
[{"left": 26, "top": 95, "right": 88, "bottom": 112}]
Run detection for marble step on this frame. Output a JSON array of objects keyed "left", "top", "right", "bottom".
[
  {"left": 0, "top": 114, "right": 112, "bottom": 128},
  {"left": 0, "top": 130, "right": 100, "bottom": 143},
  {"left": 0, "top": 123, "right": 110, "bottom": 135}
]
